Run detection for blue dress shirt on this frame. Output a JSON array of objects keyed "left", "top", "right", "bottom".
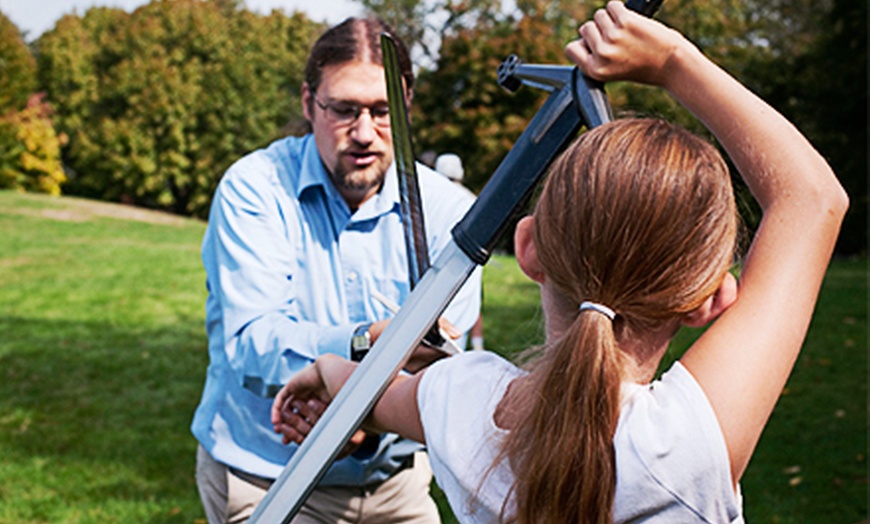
[{"left": 191, "top": 134, "right": 481, "bottom": 485}]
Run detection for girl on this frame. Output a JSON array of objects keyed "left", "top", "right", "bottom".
[{"left": 272, "top": 3, "right": 848, "bottom": 522}]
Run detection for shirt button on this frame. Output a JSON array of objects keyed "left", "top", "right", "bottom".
[{"left": 347, "top": 271, "right": 358, "bottom": 282}]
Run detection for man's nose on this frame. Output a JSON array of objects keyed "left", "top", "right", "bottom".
[{"left": 349, "top": 110, "right": 377, "bottom": 144}]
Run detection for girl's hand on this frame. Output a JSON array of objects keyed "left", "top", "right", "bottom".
[
  {"left": 565, "top": 0, "right": 683, "bottom": 87},
  {"left": 270, "top": 357, "right": 373, "bottom": 457},
  {"left": 271, "top": 362, "right": 332, "bottom": 445}
]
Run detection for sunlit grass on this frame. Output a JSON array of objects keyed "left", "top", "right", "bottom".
[{"left": 0, "top": 191, "right": 865, "bottom": 523}]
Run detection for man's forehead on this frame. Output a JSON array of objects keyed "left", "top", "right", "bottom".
[
  {"left": 313, "top": 60, "right": 410, "bottom": 107},
  {"left": 318, "top": 61, "right": 387, "bottom": 93}
]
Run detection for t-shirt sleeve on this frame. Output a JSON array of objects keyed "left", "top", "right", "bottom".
[
  {"left": 417, "top": 351, "right": 518, "bottom": 523},
  {"left": 614, "top": 362, "right": 744, "bottom": 523},
  {"left": 417, "top": 351, "right": 503, "bottom": 464}
]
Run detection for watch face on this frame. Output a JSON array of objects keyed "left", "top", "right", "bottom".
[
  {"left": 352, "top": 333, "right": 369, "bottom": 350},
  {"left": 352, "top": 324, "right": 371, "bottom": 350},
  {"left": 351, "top": 324, "right": 372, "bottom": 362}
]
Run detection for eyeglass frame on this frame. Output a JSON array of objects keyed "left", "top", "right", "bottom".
[{"left": 313, "top": 96, "right": 393, "bottom": 128}]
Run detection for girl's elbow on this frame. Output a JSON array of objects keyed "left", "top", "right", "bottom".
[
  {"left": 810, "top": 166, "right": 849, "bottom": 223},
  {"left": 830, "top": 183, "right": 850, "bottom": 221}
]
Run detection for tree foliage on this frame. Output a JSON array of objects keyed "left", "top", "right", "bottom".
[
  {"left": 0, "top": 94, "right": 67, "bottom": 195},
  {"left": 376, "top": 0, "right": 863, "bottom": 254},
  {"left": 0, "top": 11, "right": 65, "bottom": 196},
  {"left": 359, "top": 0, "right": 507, "bottom": 68},
  {"left": 407, "top": 0, "right": 596, "bottom": 193},
  {"left": 742, "top": 0, "right": 866, "bottom": 253},
  {"left": 406, "top": 0, "right": 761, "bottom": 193},
  {"left": 36, "top": 0, "right": 321, "bottom": 217},
  {"left": 0, "top": 10, "right": 37, "bottom": 113},
  {"left": 22, "top": 0, "right": 863, "bottom": 252}
]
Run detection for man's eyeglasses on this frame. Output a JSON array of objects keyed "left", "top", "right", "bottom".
[{"left": 314, "top": 97, "right": 391, "bottom": 128}]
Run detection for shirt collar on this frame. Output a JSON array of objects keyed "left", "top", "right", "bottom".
[
  {"left": 297, "top": 134, "right": 400, "bottom": 224},
  {"left": 296, "top": 135, "right": 331, "bottom": 199}
]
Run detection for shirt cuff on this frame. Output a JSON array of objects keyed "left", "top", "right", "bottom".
[{"left": 316, "top": 323, "right": 357, "bottom": 360}]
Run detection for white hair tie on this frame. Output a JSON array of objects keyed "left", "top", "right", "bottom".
[{"left": 578, "top": 301, "right": 616, "bottom": 321}]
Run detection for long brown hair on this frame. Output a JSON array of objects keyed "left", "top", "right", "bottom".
[{"left": 498, "top": 118, "right": 738, "bottom": 523}]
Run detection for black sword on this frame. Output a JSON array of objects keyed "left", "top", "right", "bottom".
[
  {"left": 385, "top": 33, "right": 429, "bottom": 288},
  {"left": 383, "top": 32, "right": 457, "bottom": 355}
]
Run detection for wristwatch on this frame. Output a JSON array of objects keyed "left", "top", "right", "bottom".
[{"left": 350, "top": 323, "right": 372, "bottom": 362}]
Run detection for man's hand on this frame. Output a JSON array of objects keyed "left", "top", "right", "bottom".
[
  {"left": 272, "top": 356, "right": 369, "bottom": 457},
  {"left": 272, "top": 390, "right": 369, "bottom": 458}
]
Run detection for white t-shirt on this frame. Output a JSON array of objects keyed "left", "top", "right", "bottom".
[{"left": 417, "top": 351, "right": 744, "bottom": 523}]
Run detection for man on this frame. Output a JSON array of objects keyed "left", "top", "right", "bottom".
[{"left": 191, "top": 17, "right": 481, "bottom": 524}]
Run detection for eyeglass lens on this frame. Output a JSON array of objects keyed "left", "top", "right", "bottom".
[{"left": 317, "top": 98, "right": 390, "bottom": 127}]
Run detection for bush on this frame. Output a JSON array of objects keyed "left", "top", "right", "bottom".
[{"left": 0, "top": 94, "right": 67, "bottom": 195}]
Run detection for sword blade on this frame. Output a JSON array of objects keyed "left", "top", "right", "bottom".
[
  {"left": 383, "top": 33, "right": 430, "bottom": 288},
  {"left": 248, "top": 243, "right": 476, "bottom": 524},
  {"left": 383, "top": 32, "right": 449, "bottom": 350}
]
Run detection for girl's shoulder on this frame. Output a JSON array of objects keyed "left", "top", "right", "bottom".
[
  {"left": 417, "top": 350, "right": 522, "bottom": 428},
  {"left": 422, "top": 350, "right": 520, "bottom": 392},
  {"left": 613, "top": 362, "right": 743, "bottom": 522}
]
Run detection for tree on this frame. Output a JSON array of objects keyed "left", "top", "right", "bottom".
[
  {"left": 408, "top": 0, "right": 590, "bottom": 193},
  {"left": 0, "top": 10, "right": 37, "bottom": 113},
  {"left": 36, "top": 1, "right": 321, "bottom": 218},
  {"left": 406, "top": 0, "right": 762, "bottom": 193},
  {"left": 803, "top": 0, "right": 866, "bottom": 255},
  {"left": 358, "top": 0, "right": 505, "bottom": 68},
  {"left": 0, "top": 12, "right": 65, "bottom": 195},
  {"left": 741, "top": 0, "right": 866, "bottom": 254},
  {"left": 358, "top": 0, "right": 430, "bottom": 62},
  {"left": 0, "top": 93, "right": 67, "bottom": 195}
]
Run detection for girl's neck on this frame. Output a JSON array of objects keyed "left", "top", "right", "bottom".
[
  {"left": 541, "top": 287, "right": 675, "bottom": 385},
  {"left": 619, "top": 337, "right": 671, "bottom": 384}
]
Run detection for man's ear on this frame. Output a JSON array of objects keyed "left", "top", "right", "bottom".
[
  {"left": 682, "top": 272, "right": 738, "bottom": 327},
  {"left": 514, "top": 216, "right": 545, "bottom": 284},
  {"left": 302, "top": 82, "right": 313, "bottom": 122}
]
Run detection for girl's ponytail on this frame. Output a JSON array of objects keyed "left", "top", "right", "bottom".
[
  {"left": 495, "top": 118, "right": 739, "bottom": 523},
  {"left": 503, "top": 306, "right": 624, "bottom": 524}
]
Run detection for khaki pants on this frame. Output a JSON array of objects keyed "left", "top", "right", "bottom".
[{"left": 196, "top": 445, "right": 441, "bottom": 524}]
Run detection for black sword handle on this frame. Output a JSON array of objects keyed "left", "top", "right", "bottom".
[
  {"left": 625, "top": 0, "right": 663, "bottom": 16},
  {"left": 451, "top": 0, "right": 662, "bottom": 265}
]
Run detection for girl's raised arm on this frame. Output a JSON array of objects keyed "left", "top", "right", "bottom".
[{"left": 568, "top": 1, "right": 848, "bottom": 483}]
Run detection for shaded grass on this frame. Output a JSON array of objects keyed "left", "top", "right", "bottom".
[
  {"left": 1, "top": 192, "right": 209, "bottom": 523},
  {"left": 0, "top": 190, "right": 866, "bottom": 523},
  {"left": 738, "top": 257, "right": 867, "bottom": 523}
]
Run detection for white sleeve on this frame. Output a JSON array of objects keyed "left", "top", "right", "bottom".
[
  {"left": 417, "top": 351, "right": 519, "bottom": 523},
  {"left": 614, "top": 362, "right": 744, "bottom": 523}
]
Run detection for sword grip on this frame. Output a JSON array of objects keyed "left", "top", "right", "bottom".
[
  {"left": 451, "top": 0, "right": 662, "bottom": 265},
  {"left": 625, "top": 0, "right": 664, "bottom": 16}
]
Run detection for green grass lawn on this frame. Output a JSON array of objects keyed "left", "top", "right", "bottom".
[{"left": 0, "top": 191, "right": 866, "bottom": 523}]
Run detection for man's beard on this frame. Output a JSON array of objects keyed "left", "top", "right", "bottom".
[{"left": 330, "top": 157, "right": 389, "bottom": 195}]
